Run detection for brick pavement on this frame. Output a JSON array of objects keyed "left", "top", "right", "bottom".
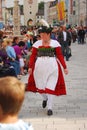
[{"left": 19, "top": 41, "right": 87, "bottom": 130}]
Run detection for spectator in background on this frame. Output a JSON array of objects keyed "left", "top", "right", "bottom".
[
  {"left": 36, "top": 34, "right": 41, "bottom": 41},
  {"left": 0, "top": 30, "right": 3, "bottom": 47},
  {"left": 51, "top": 26, "right": 58, "bottom": 40},
  {"left": 12, "top": 36, "right": 19, "bottom": 46},
  {"left": 25, "top": 34, "right": 33, "bottom": 51},
  {"left": 58, "top": 26, "right": 71, "bottom": 61},
  {"left": 78, "top": 26, "right": 86, "bottom": 44},
  {"left": 5, "top": 38, "right": 20, "bottom": 79},
  {"left": 27, "top": 27, "right": 34, "bottom": 36},
  {"left": 71, "top": 28, "right": 77, "bottom": 43},
  {"left": 13, "top": 41, "right": 26, "bottom": 75},
  {"left": 0, "top": 39, "right": 16, "bottom": 78}
]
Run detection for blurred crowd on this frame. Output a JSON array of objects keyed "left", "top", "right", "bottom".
[{"left": 0, "top": 25, "right": 87, "bottom": 79}]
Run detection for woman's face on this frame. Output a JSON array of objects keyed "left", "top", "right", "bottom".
[{"left": 40, "top": 33, "right": 50, "bottom": 42}]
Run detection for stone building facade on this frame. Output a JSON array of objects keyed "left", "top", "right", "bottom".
[
  {"left": 24, "top": 0, "right": 38, "bottom": 26},
  {"left": 68, "top": 0, "right": 87, "bottom": 26},
  {"left": 1, "top": 0, "right": 87, "bottom": 27},
  {"left": 0, "top": 0, "right": 2, "bottom": 21},
  {"left": 48, "top": 2, "right": 58, "bottom": 25},
  {"left": 1, "top": 0, "right": 38, "bottom": 26},
  {"left": 13, "top": 0, "right": 20, "bottom": 35}
]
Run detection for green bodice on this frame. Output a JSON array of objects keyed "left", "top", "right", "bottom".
[{"left": 37, "top": 47, "right": 56, "bottom": 57}]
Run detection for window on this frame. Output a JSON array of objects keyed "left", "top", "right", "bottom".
[
  {"left": 73, "top": 10, "right": 76, "bottom": 15},
  {"left": 10, "top": 8, "right": 13, "bottom": 15},
  {"left": 73, "top": 1, "right": 76, "bottom": 7},
  {"left": 20, "top": 5, "right": 24, "bottom": 15},
  {"left": 8, "top": 8, "right": 13, "bottom": 15}
]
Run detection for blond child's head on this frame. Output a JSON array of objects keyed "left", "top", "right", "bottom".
[
  {"left": 0, "top": 77, "right": 25, "bottom": 116},
  {"left": 3, "top": 38, "right": 13, "bottom": 47}
]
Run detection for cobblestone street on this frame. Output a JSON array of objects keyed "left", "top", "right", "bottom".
[{"left": 20, "top": 41, "right": 87, "bottom": 130}]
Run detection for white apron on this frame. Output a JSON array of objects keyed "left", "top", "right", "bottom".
[{"left": 34, "top": 57, "right": 58, "bottom": 91}]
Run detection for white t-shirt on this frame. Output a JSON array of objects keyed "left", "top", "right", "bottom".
[
  {"left": 0, "top": 120, "right": 34, "bottom": 130},
  {"left": 63, "top": 31, "right": 67, "bottom": 41}
]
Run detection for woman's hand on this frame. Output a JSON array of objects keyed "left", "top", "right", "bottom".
[
  {"left": 64, "top": 68, "right": 68, "bottom": 75},
  {"left": 28, "top": 68, "right": 32, "bottom": 75}
]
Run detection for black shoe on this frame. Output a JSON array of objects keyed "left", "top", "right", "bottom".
[
  {"left": 47, "top": 109, "right": 53, "bottom": 116},
  {"left": 66, "top": 59, "right": 69, "bottom": 61},
  {"left": 42, "top": 100, "right": 47, "bottom": 108}
]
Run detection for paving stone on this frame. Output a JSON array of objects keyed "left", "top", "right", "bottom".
[{"left": 19, "top": 40, "right": 87, "bottom": 130}]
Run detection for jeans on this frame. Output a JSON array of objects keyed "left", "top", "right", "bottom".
[
  {"left": 61, "top": 41, "right": 69, "bottom": 60},
  {"left": 10, "top": 60, "right": 20, "bottom": 75}
]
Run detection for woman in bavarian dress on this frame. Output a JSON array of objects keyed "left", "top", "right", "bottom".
[{"left": 26, "top": 26, "right": 68, "bottom": 116}]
